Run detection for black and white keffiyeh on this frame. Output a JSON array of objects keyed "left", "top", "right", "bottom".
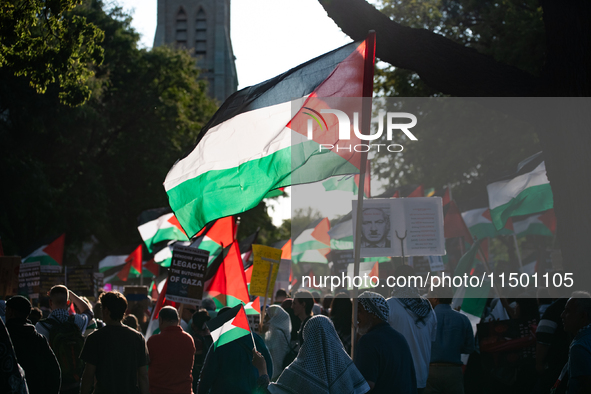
[
  {"left": 268, "top": 315, "right": 369, "bottom": 394},
  {"left": 358, "top": 291, "right": 389, "bottom": 322},
  {"left": 392, "top": 285, "right": 432, "bottom": 326}
]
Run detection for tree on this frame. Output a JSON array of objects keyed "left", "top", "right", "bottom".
[
  {"left": 0, "top": 0, "right": 104, "bottom": 106},
  {"left": 0, "top": 2, "right": 218, "bottom": 260},
  {"left": 318, "top": 0, "right": 591, "bottom": 285}
]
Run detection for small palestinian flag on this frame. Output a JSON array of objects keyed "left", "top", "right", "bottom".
[
  {"left": 244, "top": 297, "right": 261, "bottom": 315},
  {"left": 22, "top": 234, "right": 65, "bottom": 266},
  {"left": 138, "top": 210, "right": 189, "bottom": 253},
  {"left": 207, "top": 304, "right": 252, "bottom": 349},
  {"left": 292, "top": 218, "right": 331, "bottom": 264},
  {"left": 487, "top": 152, "right": 553, "bottom": 230}
]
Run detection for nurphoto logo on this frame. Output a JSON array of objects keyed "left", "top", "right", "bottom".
[{"left": 304, "top": 108, "right": 418, "bottom": 153}]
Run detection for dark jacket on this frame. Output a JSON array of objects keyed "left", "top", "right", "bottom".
[{"left": 6, "top": 318, "right": 61, "bottom": 394}]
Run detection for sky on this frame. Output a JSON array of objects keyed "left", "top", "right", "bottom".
[{"left": 113, "top": 0, "right": 380, "bottom": 226}]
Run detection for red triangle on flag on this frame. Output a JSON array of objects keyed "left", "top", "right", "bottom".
[
  {"left": 539, "top": 209, "right": 557, "bottom": 234},
  {"left": 206, "top": 241, "right": 249, "bottom": 305},
  {"left": 206, "top": 217, "right": 236, "bottom": 248},
  {"left": 444, "top": 201, "right": 474, "bottom": 244},
  {"left": 244, "top": 265, "right": 253, "bottom": 284},
  {"left": 117, "top": 260, "right": 132, "bottom": 282},
  {"left": 441, "top": 188, "right": 451, "bottom": 206},
  {"left": 231, "top": 306, "right": 251, "bottom": 332},
  {"left": 42, "top": 234, "right": 65, "bottom": 265},
  {"left": 126, "top": 245, "right": 143, "bottom": 274},
  {"left": 144, "top": 258, "right": 160, "bottom": 276},
  {"left": 407, "top": 185, "right": 424, "bottom": 198},
  {"left": 249, "top": 297, "right": 261, "bottom": 312},
  {"left": 311, "top": 218, "right": 331, "bottom": 246},
  {"left": 281, "top": 239, "right": 292, "bottom": 260},
  {"left": 167, "top": 215, "right": 188, "bottom": 237},
  {"left": 369, "top": 261, "right": 379, "bottom": 285}
]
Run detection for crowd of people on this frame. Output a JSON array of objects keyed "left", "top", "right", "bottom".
[{"left": 2, "top": 266, "right": 591, "bottom": 394}]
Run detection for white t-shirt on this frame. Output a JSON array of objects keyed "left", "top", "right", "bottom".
[{"left": 386, "top": 297, "right": 437, "bottom": 388}]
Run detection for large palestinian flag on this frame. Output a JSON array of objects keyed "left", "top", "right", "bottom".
[
  {"left": 164, "top": 37, "right": 375, "bottom": 238},
  {"left": 22, "top": 234, "right": 65, "bottom": 266},
  {"left": 487, "top": 152, "right": 553, "bottom": 230},
  {"left": 206, "top": 304, "right": 252, "bottom": 350}
]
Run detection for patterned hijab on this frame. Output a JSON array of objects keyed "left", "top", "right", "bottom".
[
  {"left": 268, "top": 315, "right": 369, "bottom": 394},
  {"left": 265, "top": 305, "right": 292, "bottom": 380}
]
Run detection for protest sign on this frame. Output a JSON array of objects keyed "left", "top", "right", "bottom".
[
  {"left": 67, "top": 267, "right": 95, "bottom": 297},
  {"left": 39, "top": 272, "right": 64, "bottom": 297},
  {"left": 353, "top": 197, "right": 445, "bottom": 258},
  {"left": 166, "top": 245, "right": 208, "bottom": 305},
  {"left": 18, "top": 262, "right": 41, "bottom": 299},
  {"left": 0, "top": 257, "right": 20, "bottom": 298},
  {"left": 249, "top": 245, "right": 282, "bottom": 299}
]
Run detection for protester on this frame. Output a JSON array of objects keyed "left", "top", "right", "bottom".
[
  {"left": 387, "top": 265, "right": 437, "bottom": 392},
  {"left": 264, "top": 305, "right": 292, "bottom": 380},
  {"left": 123, "top": 313, "right": 141, "bottom": 332},
  {"left": 80, "top": 291, "right": 149, "bottom": 394},
  {"left": 536, "top": 296, "right": 570, "bottom": 394},
  {"left": 322, "top": 294, "right": 333, "bottom": 316},
  {"left": 36, "top": 285, "right": 93, "bottom": 394},
  {"left": 311, "top": 291, "right": 324, "bottom": 316},
  {"left": 148, "top": 306, "right": 196, "bottom": 394},
  {"left": 197, "top": 307, "right": 273, "bottom": 394},
  {"left": 274, "top": 289, "right": 288, "bottom": 305},
  {"left": 5, "top": 295, "right": 60, "bottom": 394},
  {"left": 280, "top": 298, "right": 300, "bottom": 344},
  {"left": 253, "top": 315, "right": 370, "bottom": 394},
  {"left": 561, "top": 291, "right": 591, "bottom": 394},
  {"left": 293, "top": 291, "right": 314, "bottom": 347},
  {"left": 36, "top": 285, "right": 94, "bottom": 338},
  {"left": 329, "top": 293, "right": 352, "bottom": 355},
  {"left": 190, "top": 309, "right": 213, "bottom": 393},
  {"left": 0, "top": 317, "right": 28, "bottom": 394},
  {"left": 426, "top": 288, "right": 474, "bottom": 394},
  {"left": 201, "top": 298, "right": 218, "bottom": 319},
  {"left": 28, "top": 307, "right": 42, "bottom": 325},
  {"left": 356, "top": 291, "right": 417, "bottom": 393},
  {"left": 180, "top": 305, "right": 197, "bottom": 332}
]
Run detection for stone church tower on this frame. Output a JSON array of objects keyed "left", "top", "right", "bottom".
[{"left": 154, "top": 0, "right": 238, "bottom": 103}]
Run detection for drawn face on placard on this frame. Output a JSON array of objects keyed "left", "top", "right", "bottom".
[{"left": 361, "top": 208, "right": 391, "bottom": 248}]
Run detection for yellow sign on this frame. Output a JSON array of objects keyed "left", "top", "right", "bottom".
[{"left": 249, "top": 245, "right": 282, "bottom": 298}]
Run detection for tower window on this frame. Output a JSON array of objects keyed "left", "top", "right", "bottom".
[
  {"left": 175, "top": 8, "right": 187, "bottom": 47},
  {"left": 195, "top": 9, "right": 206, "bottom": 55}
]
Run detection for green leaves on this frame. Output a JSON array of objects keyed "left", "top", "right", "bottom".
[{"left": 0, "top": 0, "right": 104, "bottom": 106}]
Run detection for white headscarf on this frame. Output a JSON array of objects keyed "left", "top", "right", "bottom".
[
  {"left": 265, "top": 305, "right": 292, "bottom": 380},
  {"left": 268, "top": 315, "right": 369, "bottom": 394}
]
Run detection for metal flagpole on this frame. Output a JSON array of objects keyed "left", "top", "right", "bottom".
[{"left": 351, "top": 30, "right": 376, "bottom": 360}]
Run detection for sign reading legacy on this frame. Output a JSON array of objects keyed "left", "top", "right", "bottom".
[
  {"left": 19, "top": 262, "right": 41, "bottom": 299},
  {"left": 166, "top": 245, "right": 208, "bottom": 306}
]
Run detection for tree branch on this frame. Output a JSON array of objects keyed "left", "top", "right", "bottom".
[{"left": 318, "top": 0, "right": 541, "bottom": 96}]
